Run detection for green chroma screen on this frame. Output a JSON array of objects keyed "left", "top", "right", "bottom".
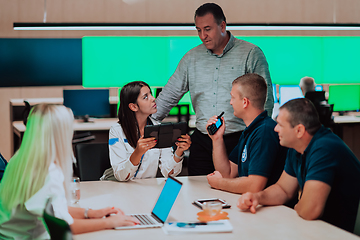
[
  {"left": 328, "top": 85, "right": 360, "bottom": 112},
  {"left": 83, "top": 36, "right": 360, "bottom": 114},
  {"left": 82, "top": 36, "right": 360, "bottom": 87},
  {"left": 116, "top": 87, "right": 195, "bottom": 115}
]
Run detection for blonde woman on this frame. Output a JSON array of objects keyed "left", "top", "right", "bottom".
[{"left": 0, "top": 104, "right": 138, "bottom": 239}]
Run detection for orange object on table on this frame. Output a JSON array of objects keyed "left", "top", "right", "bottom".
[{"left": 197, "top": 211, "right": 229, "bottom": 221}]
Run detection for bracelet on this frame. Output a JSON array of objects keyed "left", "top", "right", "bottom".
[
  {"left": 84, "top": 207, "right": 90, "bottom": 219},
  {"left": 174, "top": 152, "right": 184, "bottom": 160}
]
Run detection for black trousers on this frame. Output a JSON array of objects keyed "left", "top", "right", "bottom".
[{"left": 188, "top": 128, "right": 243, "bottom": 176}]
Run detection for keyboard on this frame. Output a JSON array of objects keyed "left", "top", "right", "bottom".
[{"left": 132, "top": 214, "right": 157, "bottom": 225}]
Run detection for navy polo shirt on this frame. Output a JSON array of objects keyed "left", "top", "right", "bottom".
[
  {"left": 229, "top": 111, "right": 288, "bottom": 187},
  {"left": 285, "top": 126, "right": 360, "bottom": 232}
]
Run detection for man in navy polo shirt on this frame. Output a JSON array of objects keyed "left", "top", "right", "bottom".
[
  {"left": 237, "top": 98, "right": 360, "bottom": 233},
  {"left": 206, "top": 73, "right": 287, "bottom": 194}
]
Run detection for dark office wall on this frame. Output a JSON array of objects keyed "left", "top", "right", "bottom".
[{"left": 0, "top": 38, "right": 82, "bottom": 87}]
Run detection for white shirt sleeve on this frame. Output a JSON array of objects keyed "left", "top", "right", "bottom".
[
  {"left": 109, "top": 124, "right": 139, "bottom": 181},
  {"left": 158, "top": 147, "right": 182, "bottom": 178},
  {"left": 25, "top": 163, "right": 74, "bottom": 226}
]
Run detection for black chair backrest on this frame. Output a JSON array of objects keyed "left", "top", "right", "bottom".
[
  {"left": 75, "top": 142, "right": 111, "bottom": 181},
  {"left": 317, "top": 103, "right": 334, "bottom": 127},
  {"left": 43, "top": 199, "right": 73, "bottom": 240},
  {"left": 22, "top": 100, "right": 31, "bottom": 126},
  {"left": 0, "top": 152, "right": 7, "bottom": 182},
  {"left": 305, "top": 91, "right": 326, "bottom": 106}
]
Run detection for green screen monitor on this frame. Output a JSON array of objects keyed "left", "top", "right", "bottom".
[
  {"left": 82, "top": 36, "right": 201, "bottom": 88},
  {"left": 115, "top": 87, "right": 195, "bottom": 116},
  {"left": 328, "top": 85, "right": 360, "bottom": 112},
  {"left": 82, "top": 36, "right": 360, "bottom": 88}
]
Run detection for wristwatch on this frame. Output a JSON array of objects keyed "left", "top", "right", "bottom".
[{"left": 174, "top": 152, "right": 184, "bottom": 160}]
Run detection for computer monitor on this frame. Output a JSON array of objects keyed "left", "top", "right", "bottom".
[
  {"left": 63, "top": 89, "right": 110, "bottom": 122},
  {"left": 328, "top": 85, "right": 360, "bottom": 113},
  {"left": 279, "top": 85, "right": 304, "bottom": 106},
  {"left": 0, "top": 38, "right": 82, "bottom": 87},
  {"left": 315, "top": 85, "right": 323, "bottom": 91},
  {"left": 272, "top": 84, "right": 278, "bottom": 103}
]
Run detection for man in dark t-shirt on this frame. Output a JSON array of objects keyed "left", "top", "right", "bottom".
[
  {"left": 206, "top": 73, "right": 287, "bottom": 194},
  {"left": 238, "top": 98, "right": 360, "bottom": 233}
]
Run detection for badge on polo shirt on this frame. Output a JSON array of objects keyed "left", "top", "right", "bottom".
[{"left": 242, "top": 145, "right": 247, "bottom": 162}]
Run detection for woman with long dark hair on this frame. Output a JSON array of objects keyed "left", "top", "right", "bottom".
[{"left": 102, "top": 81, "right": 191, "bottom": 181}]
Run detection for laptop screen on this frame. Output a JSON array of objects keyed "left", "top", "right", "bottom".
[{"left": 151, "top": 176, "right": 182, "bottom": 223}]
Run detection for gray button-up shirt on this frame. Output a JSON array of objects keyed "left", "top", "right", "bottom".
[{"left": 153, "top": 32, "right": 274, "bottom": 135}]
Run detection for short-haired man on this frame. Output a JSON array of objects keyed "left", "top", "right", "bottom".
[
  {"left": 299, "top": 76, "right": 316, "bottom": 96},
  {"left": 153, "top": 3, "right": 274, "bottom": 176},
  {"left": 237, "top": 98, "right": 360, "bottom": 233},
  {"left": 206, "top": 73, "right": 287, "bottom": 194}
]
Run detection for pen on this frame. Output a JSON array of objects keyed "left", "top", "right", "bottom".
[{"left": 175, "top": 222, "right": 224, "bottom": 228}]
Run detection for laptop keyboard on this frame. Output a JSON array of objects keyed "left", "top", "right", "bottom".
[{"left": 131, "top": 214, "right": 157, "bottom": 225}]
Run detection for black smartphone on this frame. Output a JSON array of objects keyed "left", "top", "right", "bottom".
[
  {"left": 207, "top": 112, "right": 224, "bottom": 135},
  {"left": 192, "top": 198, "right": 231, "bottom": 209}
]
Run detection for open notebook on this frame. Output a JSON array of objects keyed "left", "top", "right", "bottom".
[{"left": 115, "top": 176, "right": 183, "bottom": 230}]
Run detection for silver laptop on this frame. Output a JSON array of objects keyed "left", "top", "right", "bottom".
[{"left": 115, "top": 176, "right": 183, "bottom": 229}]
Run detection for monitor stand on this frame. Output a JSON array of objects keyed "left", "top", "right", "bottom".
[{"left": 81, "top": 114, "right": 94, "bottom": 123}]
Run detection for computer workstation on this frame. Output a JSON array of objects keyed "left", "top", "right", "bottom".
[
  {"left": 327, "top": 85, "right": 360, "bottom": 125},
  {"left": 63, "top": 89, "right": 111, "bottom": 122},
  {"left": 11, "top": 89, "right": 117, "bottom": 154},
  {"left": 11, "top": 88, "right": 194, "bottom": 154}
]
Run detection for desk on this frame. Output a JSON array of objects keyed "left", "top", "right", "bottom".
[
  {"left": 74, "top": 176, "right": 358, "bottom": 240},
  {"left": 12, "top": 118, "right": 118, "bottom": 153},
  {"left": 9, "top": 97, "right": 119, "bottom": 154},
  {"left": 334, "top": 115, "right": 360, "bottom": 124},
  {"left": 10, "top": 97, "right": 193, "bottom": 155},
  {"left": 12, "top": 116, "right": 195, "bottom": 154},
  {"left": 332, "top": 115, "right": 360, "bottom": 160},
  {"left": 10, "top": 97, "right": 118, "bottom": 122}
]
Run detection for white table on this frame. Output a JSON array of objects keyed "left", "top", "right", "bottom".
[{"left": 73, "top": 176, "right": 359, "bottom": 240}]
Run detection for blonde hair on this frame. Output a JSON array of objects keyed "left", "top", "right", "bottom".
[{"left": 0, "top": 104, "right": 74, "bottom": 211}]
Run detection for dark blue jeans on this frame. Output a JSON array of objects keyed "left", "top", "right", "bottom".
[{"left": 188, "top": 128, "right": 242, "bottom": 176}]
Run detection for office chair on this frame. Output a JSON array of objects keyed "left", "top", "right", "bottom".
[
  {"left": 317, "top": 103, "right": 334, "bottom": 128},
  {"left": 71, "top": 131, "right": 96, "bottom": 178},
  {"left": 0, "top": 152, "right": 7, "bottom": 182},
  {"left": 305, "top": 91, "right": 326, "bottom": 106},
  {"left": 43, "top": 199, "right": 73, "bottom": 240},
  {"left": 354, "top": 200, "right": 360, "bottom": 236},
  {"left": 75, "top": 142, "right": 111, "bottom": 181},
  {"left": 22, "top": 100, "right": 31, "bottom": 126},
  {"left": 72, "top": 132, "right": 95, "bottom": 144}
]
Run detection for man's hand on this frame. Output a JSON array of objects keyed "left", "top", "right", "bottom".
[
  {"left": 206, "top": 116, "right": 225, "bottom": 140},
  {"left": 237, "top": 192, "right": 260, "bottom": 214},
  {"left": 207, "top": 171, "right": 223, "bottom": 189}
]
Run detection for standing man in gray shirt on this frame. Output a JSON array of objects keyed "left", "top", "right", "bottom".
[{"left": 152, "top": 3, "right": 274, "bottom": 176}]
